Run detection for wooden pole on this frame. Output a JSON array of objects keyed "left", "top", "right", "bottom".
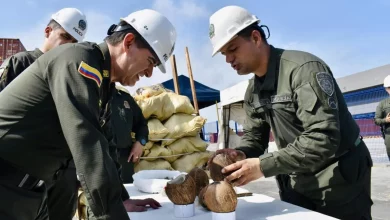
[
  {"left": 170, "top": 54, "right": 180, "bottom": 94},
  {"left": 216, "top": 100, "right": 220, "bottom": 125},
  {"left": 185, "top": 47, "right": 199, "bottom": 115}
]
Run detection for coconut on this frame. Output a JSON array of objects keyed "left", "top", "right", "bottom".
[
  {"left": 198, "top": 185, "right": 209, "bottom": 209},
  {"left": 209, "top": 153, "right": 234, "bottom": 181},
  {"left": 202, "top": 181, "right": 237, "bottom": 213},
  {"left": 165, "top": 174, "right": 196, "bottom": 205},
  {"left": 188, "top": 167, "right": 209, "bottom": 196}
]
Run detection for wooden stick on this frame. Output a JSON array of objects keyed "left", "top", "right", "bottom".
[
  {"left": 170, "top": 54, "right": 180, "bottom": 94},
  {"left": 185, "top": 47, "right": 199, "bottom": 115},
  {"left": 236, "top": 192, "right": 253, "bottom": 197}
]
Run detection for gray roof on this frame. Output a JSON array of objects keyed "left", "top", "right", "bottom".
[{"left": 336, "top": 64, "right": 390, "bottom": 93}]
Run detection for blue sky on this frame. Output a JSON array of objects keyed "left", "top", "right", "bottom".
[{"left": 1, "top": 0, "right": 389, "bottom": 122}]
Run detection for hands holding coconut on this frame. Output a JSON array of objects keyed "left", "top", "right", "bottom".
[
  {"left": 208, "top": 149, "right": 264, "bottom": 186},
  {"left": 222, "top": 158, "right": 264, "bottom": 186}
]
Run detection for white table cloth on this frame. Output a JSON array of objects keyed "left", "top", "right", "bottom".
[{"left": 125, "top": 184, "right": 337, "bottom": 220}]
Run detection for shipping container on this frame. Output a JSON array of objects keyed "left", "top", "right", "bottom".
[{"left": 0, "top": 38, "right": 26, "bottom": 66}]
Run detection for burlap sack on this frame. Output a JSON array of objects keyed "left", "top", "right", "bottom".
[{"left": 162, "top": 114, "right": 206, "bottom": 146}]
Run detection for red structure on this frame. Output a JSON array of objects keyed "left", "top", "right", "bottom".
[{"left": 0, "top": 38, "right": 26, "bottom": 65}]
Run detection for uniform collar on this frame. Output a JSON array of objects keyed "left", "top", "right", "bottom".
[
  {"left": 97, "top": 42, "right": 116, "bottom": 105},
  {"left": 33, "top": 48, "right": 44, "bottom": 57},
  {"left": 97, "top": 42, "right": 112, "bottom": 79},
  {"left": 253, "top": 45, "right": 283, "bottom": 92}
]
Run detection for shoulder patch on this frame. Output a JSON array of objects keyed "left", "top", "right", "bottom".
[
  {"left": 328, "top": 97, "right": 338, "bottom": 109},
  {"left": 78, "top": 61, "right": 102, "bottom": 87},
  {"left": 316, "top": 72, "right": 334, "bottom": 97},
  {"left": 0, "top": 60, "right": 10, "bottom": 80}
]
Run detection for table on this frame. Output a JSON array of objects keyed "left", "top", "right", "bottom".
[{"left": 124, "top": 184, "right": 337, "bottom": 220}]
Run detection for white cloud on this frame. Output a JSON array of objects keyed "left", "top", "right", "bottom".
[
  {"left": 83, "top": 10, "right": 116, "bottom": 43},
  {"left": 152, "top": 0, "right": 210, "bottom": 22},
  {"left": 26, "top": 0, "right": 37, "bottom": 7}
]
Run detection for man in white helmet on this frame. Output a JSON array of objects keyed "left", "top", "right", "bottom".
[
  {"left": 0, "top": 9, "right": 176, "bottom": 220},
  {"left": 207, "top": 5, "right": 373, "bottom": 220},
  {"left": 0, "top": 7, "right": 88, "bottom": 220},
  {"left": 374, "top": 75, "right": 390, "bottom": 162},
  {"left": 0, "top": 7, "right": 87, "bottom": 91}
]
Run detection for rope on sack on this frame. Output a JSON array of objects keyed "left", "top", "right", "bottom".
[{"left": 139, "top": 152, "right": 194, "bottom": 159}]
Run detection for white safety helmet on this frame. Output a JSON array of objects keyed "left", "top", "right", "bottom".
[
  {"left": 51, "top": 8, "right": 87, "bottom": 42},
  {"left": 120, "top": 9, "right": 176, "bottom": 73},
  {"left": 384, "top": 75, "right": 390, "bottom": 87},
  {"left": 209, "top": 6, "right": 260, "bottom": 56}
]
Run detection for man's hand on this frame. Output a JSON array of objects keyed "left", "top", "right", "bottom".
[
  {"left": 128, "top": 141, "right": 143, "bottom": 163},
  {"left": 123, "top": 198, "right": 161, "bottom": 212},
  {"left": 222, "top": 158, "right": 264, "bottom": 187},
  {"left": 386, "top": 113, "right": 390, "bottom": 123},
  {"left": 207, "top": 148, "right": 246, "bottom": 168}
]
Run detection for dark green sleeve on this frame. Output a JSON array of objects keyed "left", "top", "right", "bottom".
[
  {"left": 0, "top": 56, "right": 29, "bottom": 92},
  {"left": 235, "top": 98, "right": 270, "bottom": 158},
  {"left": 103, "top": 115, "right": 130, "bottom": 202},
  {"left": 45, "top": 52, "right": 128, "bottom": 219},
  {"left": 374, "top": 101, "right": 386, "bottom": 126},
  {"left": 260, "top": 61, "right": 341, "bottom": 177},
  {"left": 129, "top": 95, "right": 149, "bottom": 143},
  {"left": 107, "top": 140, "right": 130, "bottom": 201}
]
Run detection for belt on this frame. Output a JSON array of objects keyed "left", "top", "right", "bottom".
[{"left": 0, "top": 158, "right": 44, "bottom": 191}]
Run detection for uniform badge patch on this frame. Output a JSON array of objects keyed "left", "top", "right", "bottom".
[
  {"left": 209, "top": 24, "right": 215, "bottom": 39},
  {"left": 78, "top": 61, "right": 103, "bottom": 87},
  {"left": 316, "top": 72, "right": 334, "bottom": 97},
  {"left": 103, "top": 70, "right": 109, "bottom": 78},
  {"left": 328, "top": 97, "right": 338, "bottom": 109},
  {"left": 0, "top": 67, "right": 4, "bottom": 78},
  {"left": 124, "top": 101, "right": 130, "bottom": 109}
]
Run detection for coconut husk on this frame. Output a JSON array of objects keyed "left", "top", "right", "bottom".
[
  {"left": 209, "top": 153, "right": 234, "bottom": 181},
  {"left": 165, "top": 174, "right": 196, "bottom": 205},
  {"left": 198, "top": 185, "right": 209, "bottom": 209},
  {"left": 202, "top": 181, "right": 237, "bottom": 213},
  {"left": 188, "top": 167, "right": 209, "bottom": 196}
]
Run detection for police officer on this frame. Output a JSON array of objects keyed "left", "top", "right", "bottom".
[
  {"left": 80, "top": 84, "right": 157, "bottom": 219},
  {"left": 0, "top": 9, "right": 176, "bottom": 220},
  {"left": 0, "top": 8, "right": 87, "bottom": 91},
  {"left": 0, "top": 8, "right": 88, "bottom": 220},
  {"left": 207, "top": 6, "right": 373, "bottom": 220},
  {"left": 374, "top": 75, "right": 390, "bottom": 161},
  {"left": 113, "top": 85, "right": 148, "bottom": 184}
]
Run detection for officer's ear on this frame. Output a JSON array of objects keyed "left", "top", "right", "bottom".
[
  {"left": 44, "top": 26, "right": 54, "bottom": 39},
  {"left": 251, "top": 30, "right": 262, "bottom": 47},
  {"left": 123, "top": 33, "right": 136, "bottom": 52}
]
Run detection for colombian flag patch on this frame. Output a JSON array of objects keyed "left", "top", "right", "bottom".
[{"left": 78, "top": 61, "right": 103, "bottom": 87}]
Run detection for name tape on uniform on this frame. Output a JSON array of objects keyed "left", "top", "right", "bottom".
[{"left": 78, "top": 61, "right": 103, "bottom": 87}]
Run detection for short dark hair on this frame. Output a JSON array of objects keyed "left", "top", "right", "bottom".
[
  {"left": 104, "top": 21, "right": 159, "bottom": 62},
  {"left": 237, "top": 23, "right": 268, "bottom": 44},
  {"left": 47, "top": 19, "right": 62, "bottom": 30},
  {"left": 104, "top": 21, "right": 149, "bottom": 49}
]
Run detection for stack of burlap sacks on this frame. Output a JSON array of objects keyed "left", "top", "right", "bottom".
[{"left": 132, "top": 84, "right": 213, "bottom": 173}]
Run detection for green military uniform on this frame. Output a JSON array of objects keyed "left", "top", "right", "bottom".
[
  {"left": 113, "top": 86, "right": 148, "bottom": 184},
  {"left": 374, "top": 97, "right": 390, "bottom": 161},
  {"left": 236, "top": 45, "right": 373, "bottom": 220},
  {"left": 0, "top": 42, "right": 129, "bottom": 219},
  {"left": 0, "top": 48, "right": 79, "bottom": 220},
  {"left": 0, "top": 48, "right": 43, "bottom": 91},
  {"left": 84, "top": 86, "right": 148, "bottom": 219}
]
